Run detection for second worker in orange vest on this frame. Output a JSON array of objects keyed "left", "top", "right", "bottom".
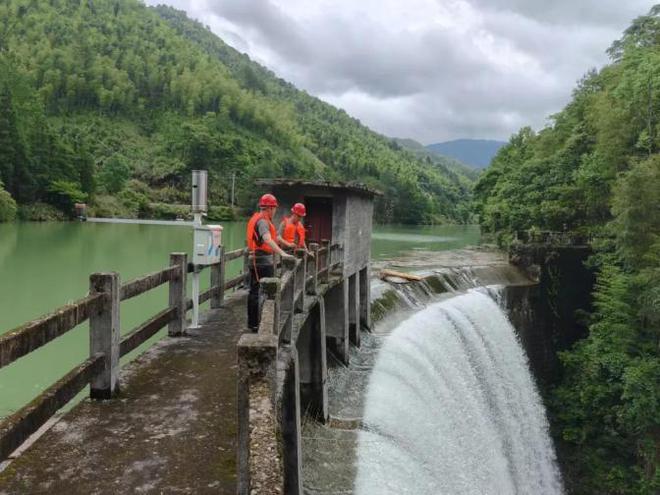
[{"left": 278, "top": 202, "right": 311, "bottom": 255}]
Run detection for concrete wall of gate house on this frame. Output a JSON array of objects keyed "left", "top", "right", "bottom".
[{"left": 343, "top": 194, "right": 373, "bottom": 277}]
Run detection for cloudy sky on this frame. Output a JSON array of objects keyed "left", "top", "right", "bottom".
[{"left": 145, "top": 0, "right": 655, "bottom": 144}]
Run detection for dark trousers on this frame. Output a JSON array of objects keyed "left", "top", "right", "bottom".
[{"left": 247, "top": 263, "right": 274, "bottom": 331}]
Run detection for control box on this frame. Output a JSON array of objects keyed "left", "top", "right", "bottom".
[{"left": 193, "top": 224, "right": 223, "bottom": 265}]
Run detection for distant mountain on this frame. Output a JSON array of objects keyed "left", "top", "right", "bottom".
[
  {"left": 426, "top": 139, "right": 507, "bottom": 169},
  {"left": 392, "top": 138, "right": 479, "bottom": 181}
]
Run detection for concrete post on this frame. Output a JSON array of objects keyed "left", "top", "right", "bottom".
[
  {"left": 318, "top": 298, "right": 329, "bottom": 422},
  {"left": 321, "top": 239, "right": 330, "bottom": 283},
  {"left": 348, "top": 273, "right": 361, "bottom": 347},
  {"left": 297, "top": 300, "right": 329, "bottom": 422},
  {"left": 89, "top": 272, "right": 120, "bottom": 399},
  {"left": 336, "top": 243, "right": 345, "bottom": 276},
  {"left": 359, "top": 266, "right": 371, "bottom": 331},
  {"left": 168, "top": 253, "right": 187, "bottom": 336},
  {"left": 324, "top": 279, "right": 350, "bottom": 364},
  {"left": 210, "top": 246, "right": 224, "bottom": 309},
  {"left": 281, "top": 257, "right": 297, "bottom": 343},
  {"left": 259, "top": 277, "right": 281, "bottom": 336},
  {"left": 308, "top": 243, "right": 319, "bottom": 295},
  {"left": 295, "top": 249, "right": 306, "bottom": 313}
]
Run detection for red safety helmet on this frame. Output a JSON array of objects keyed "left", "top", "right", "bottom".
[
  {"left": 259, "top": 193, "right": 279, "bottom": 208},
  {"left": 291, "top": 203, "right": 306, "bottom": 217}
]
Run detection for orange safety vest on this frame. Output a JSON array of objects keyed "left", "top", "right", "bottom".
[
  {"left": 246, "top": 212, "right": 277, "bottom": 253},
  {"left": 281, "top": 216, "right": 306, "bottom": 247}
]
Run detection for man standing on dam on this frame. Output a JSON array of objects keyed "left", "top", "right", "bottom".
[{"left": 246, "top": 193, "right": 294, "bottom": 332}]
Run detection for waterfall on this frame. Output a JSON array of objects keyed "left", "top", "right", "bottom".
[{"left": 354, "top": 290, "right": 563, "bottom": 495}]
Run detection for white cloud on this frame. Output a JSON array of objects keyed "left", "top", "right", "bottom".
[{"left": 144, "top": 0, "right": 656, "bottom": 143}]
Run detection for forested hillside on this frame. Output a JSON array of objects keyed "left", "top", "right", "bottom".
[
  {"left": 475, "top": 7, "right": 660, "bottom": 493},
  {"left": 0, "top": 0, "right": 473, "bottom": 224}
]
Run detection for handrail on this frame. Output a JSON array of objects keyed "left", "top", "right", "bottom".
[
  {"left": 0, "top": 293, "right": 105, "bottom": 370},
  {"left": 280, "top": 270, "right": 295, "bottom": 294},
  {"left": 257, "top": 241, "right": 344, "bottom": 338},
  {"left": 224, "top": 248, "right": 246, "bottom": 261},
  {"left": 0, "top": 243, "right": 251, "bottom": 463},
  {"left": 120, "top": 307, "right": 177, "bottom": 357},
  {"left": 120, "top": 266, "right": 178, "bottom": 301},
  {"left": 238, "top": 239, "right": 345, "bottom": 494},
  {"left": 0, "top": 353, "right": 105, "bottom": 461}
]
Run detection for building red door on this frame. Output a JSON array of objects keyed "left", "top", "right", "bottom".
[{"left": 304, "top": 197, "right": 333, "bottom": 244}]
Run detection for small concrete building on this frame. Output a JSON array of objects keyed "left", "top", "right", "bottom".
[
  {"left": 256, "top": 179, "right": 380, "bottom": 352},
  {"left": 238, "top": 180, "right": 380, "bottom": 494}
]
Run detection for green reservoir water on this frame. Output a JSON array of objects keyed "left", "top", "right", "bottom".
[{"left": 0, "top": 222, "right": 479, "bottom": 417}]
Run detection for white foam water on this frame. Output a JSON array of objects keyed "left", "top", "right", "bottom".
[{"left": 354, "top": 291, "right": 563, "bottom": 495}]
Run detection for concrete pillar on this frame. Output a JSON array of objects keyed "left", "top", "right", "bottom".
[
  {"left": 294, "top": 249, "right": 307, "bottom": 313},
  {"left": 320, "top": 239, "right": 330, "bottom": 283},
  {"left": 278, "top": 346, "right": 303, "bottom": 495},
  {"left": 359, "top": 266, "right": 371, "bottom": 331},
  {"left": 89, "top": 272, "right": 120, "bottom": 399},
  {"left": 307, "top": 243, "right": 319, "bottom": 295},
  {"left": 317, "top": 298, "right": 329, "bottom": 422},
  {"left": 280, "top": 257, "right": 297, "bottom": 343},
  {"left": 259, "top": 278, "right": 281, "bottom": 336},
  {"left": 324, "top": 279, "right": 349, "bottom": 364},
  {"left": 168, "top": 252, "right": 187, "bottom": 336},
  {"left": 210, "top": 246, "right": 224, "bottom": 309},
  {"left": 348, "top": 273, "right": 360, "bottom": 347},
  {"left": 297, "top": 300, "right": 328, "bottom": 422}
]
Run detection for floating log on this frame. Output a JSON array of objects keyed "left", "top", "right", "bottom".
[{"left": 379, "top": 269, "right": 423, "bottom": 282}]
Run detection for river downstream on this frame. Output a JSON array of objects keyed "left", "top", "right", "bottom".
[{"left": 0, "top": 222, "right": 479, "bottom": 417}]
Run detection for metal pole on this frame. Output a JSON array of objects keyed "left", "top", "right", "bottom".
[
  {"left": 191, "top": 266, "right": 201, "bottom": 329},
  {"left": 190, "top": 212, "right": 203, "bottom": 329}
]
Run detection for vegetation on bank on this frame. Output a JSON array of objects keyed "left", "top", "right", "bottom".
[
  {"left": 0, "top": 0, "right": 473, "bottom": 225},
  {"left": 474, "top": 7, "right": 660, "bottom": 493},
  {"left": 0, "top": 180, "right": 16, "bottom": 222}
]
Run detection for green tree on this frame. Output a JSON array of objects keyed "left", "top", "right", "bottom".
[
  {"left": 474, "top": 6, "right": 660, "bottom": 492},
  {"left": 0, "top": 180, "right": 16, "bottom": 222},
  {"left": 47, "top": 180, "right": 87, "bottom": 214},
  {"left": 98, "top": 154, "right": 130, "bottom": 194},
  {"left": 0, "top": 83, "right": 31, "bottom": 202}
]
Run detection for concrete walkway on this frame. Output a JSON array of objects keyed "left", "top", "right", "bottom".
[{"left": 0, "top": 292, "right": 248, "bottom": 495}]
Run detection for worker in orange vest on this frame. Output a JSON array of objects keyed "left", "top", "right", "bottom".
[
  {"left": 246, "top": 193, "right": 294, "bottom": 332},
  {"left": 278, "top": 203, "right": 312, "bottom": 256}
]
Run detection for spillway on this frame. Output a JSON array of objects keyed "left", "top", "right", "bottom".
[{"left": 353, "top": 290, "right": 563, "bottom": 495}]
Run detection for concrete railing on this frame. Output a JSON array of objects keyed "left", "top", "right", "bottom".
[
  {"left": 261, "top": 241, "right": 342, "bottom": 342},
  {"left": 0, "top": 247, "right": 248, "bottom": 463},
  {"left": 236, "top": 241, "right": 343, "bottom": 495}
]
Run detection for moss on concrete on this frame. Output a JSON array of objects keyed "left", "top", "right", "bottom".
[{"left": 370, "top": 289, "right": 400, "bottom": 323}]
